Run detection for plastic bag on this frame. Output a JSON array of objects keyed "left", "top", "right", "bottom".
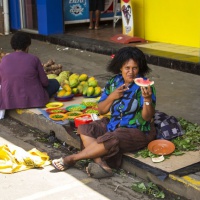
[{"left": 0, "top": 85, "right": 5, "bottom": 119}]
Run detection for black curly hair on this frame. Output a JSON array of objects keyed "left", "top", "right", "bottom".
[
  {"left": 107, "top": 47, "right": 151, "bottom": 77},
  {"left": 10, "top": 32, "right": 31, "bottom": 51}
]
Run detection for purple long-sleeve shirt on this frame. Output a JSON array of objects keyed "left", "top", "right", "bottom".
[{"left": 0, "top": 52, "right": 49, "bottom": 109}]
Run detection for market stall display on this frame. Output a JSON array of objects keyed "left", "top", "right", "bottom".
[
  {"left": 49, "top": 113, "right": 68, "bottom": 121},
  {"left": 148, "top": 140, "right": 175, "bottom": 155},
  {"left": 46, "top": 108, "right": 67, "bottom": 114},
  {"left": 50, "top": 72, "right": 102, "bottom": 98},
  {"left": 66, "top": 104, "right": 86, "bottom": 112},
  {"left": 43, "top": 59, "right": 63, "bottom": 75},
  {"left": 46, "top": 102, "right": 63, "bottom": 109},
  {"left": 66, "top": 111, "right": 83, "bottom": 120}
]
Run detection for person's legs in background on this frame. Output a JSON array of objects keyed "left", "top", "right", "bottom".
[
  {"left": 89, "top": 11, "right": 94, "bottom": 29},
  {"left": 95, "top": 10, "right": 100, "bottom": 29}
]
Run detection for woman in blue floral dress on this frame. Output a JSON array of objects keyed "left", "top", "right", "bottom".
[{"left": 52, "top": 47, "right": 156, "bottom": 178}]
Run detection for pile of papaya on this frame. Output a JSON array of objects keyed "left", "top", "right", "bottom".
[{"left": 50, "top": 72, "right": 101, "bottom": 98}]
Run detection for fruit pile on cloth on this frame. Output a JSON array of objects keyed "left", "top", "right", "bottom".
[
  {"left": 54, "top": 73, "right": 102, "bottom": 98},
  {"left": 0, "top": 144, "right": 51, "bottom": 174}
]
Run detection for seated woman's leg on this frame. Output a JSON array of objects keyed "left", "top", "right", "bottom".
[
  {"left": 45, "top": 79, "right": 60, "bottom": 98},
  {"left": 57, "top": 140, "right": 108, "bottom": 168},
  {"left": 80, "top": 133, "right": 111, "bottom": 172}
]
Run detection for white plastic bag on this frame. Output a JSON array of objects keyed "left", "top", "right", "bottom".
[
  {"left": 0, "top": 109, "right": 5, "bottom": 119},
  {"left": 0, "top": 85, "right": 5, "bottom": 119}
]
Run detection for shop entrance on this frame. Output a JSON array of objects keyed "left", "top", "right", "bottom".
[{"left": 19, "top": 0, "right": 38, "bottom": 33}]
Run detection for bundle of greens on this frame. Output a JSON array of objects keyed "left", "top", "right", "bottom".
[{"left": 135, "top": 118, "right": 200, "bottom": 159}]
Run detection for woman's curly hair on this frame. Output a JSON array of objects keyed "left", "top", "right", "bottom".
[
  {"left": 10, "top": 32, "right": 31, "bottom": 51},
  {"left": 107, "top": 47, "right": 151, "bottom": 77}
]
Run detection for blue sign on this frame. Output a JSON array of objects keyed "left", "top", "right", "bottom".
[{"left": 64, "top": 0, "right": 89, "bottom": 22}]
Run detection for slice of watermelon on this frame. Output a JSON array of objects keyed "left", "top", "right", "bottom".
[{"left": 134, "top": 78, "right": 154, "bottom": 87}]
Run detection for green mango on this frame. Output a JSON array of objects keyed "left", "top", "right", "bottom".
[
  {"left": 88, "top": 79, "right": 98, "bottom": 87},
  {"left": 86, "top": 87, "right": 95, "bottom": 97},
  {"left": 78, "top": 74, "right": 88, "bottom": 82},
  {"left": 94, "top": 86, "right": 101, "bottom": 96},
  {"left": 69, "top": 78, "right": 79, "bottom": 88},
  {"left": 77, "top": 85, "right": 83, "bottom": 94},
  {"left": 82, "top": 85, "right": 88, "bottom": 95}
]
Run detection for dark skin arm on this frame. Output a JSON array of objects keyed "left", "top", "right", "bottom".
[
  {"left": 98, "top": 84, "right": 128, "bottom": 115},
  {"left": 98, "top": 84, "right": 155, "bottom": 121},
  {"left": 141, "top": 85, "right": 155, "bottom": 121}
]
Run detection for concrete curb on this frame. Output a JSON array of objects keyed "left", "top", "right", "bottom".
[
  {"left": 8, "top": 110, "right": 80, "bottom": 149},
  {"left": 122, "top": 156, "right": 200, "bottom": 200}
]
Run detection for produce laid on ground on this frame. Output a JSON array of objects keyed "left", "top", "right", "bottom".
[
  {"left": 49, "top": 113, "right": 67, "bottom": 121},
  {"left": 81, "top": 98, "right": 99, "bottom": 107},
  {"left": 48, "top": 71, "right": 102, "bottom": 98},
  {"left": 66, "top": 111, "right": 83, "bottom": 120},
  {"left": 84, "top": 108, "right": 99, "bottom": 114},
  {"left": 43, "top": 59, "right": 63, "bottom": 75},
  {"left": 44, "top": 98, "right": 110, "bottom": 122},
  {"left": 44, "top": 71, "right": 104, "bottom": 121},
  {"left": 46, "top": 102, "right": 63, "bottom": 109},
  {"left": 135, "top": 118, "right": 200, "bottom": 160},
  {"left": 66, "top": 104, "right": 86, "bottom": 112},
  {"left": 46, "top": 108, "right": 67, "bottom": 114}
]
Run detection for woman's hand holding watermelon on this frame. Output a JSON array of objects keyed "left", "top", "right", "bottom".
[{"left": 141, "top": 85, "right": 152, "bottom": 101}]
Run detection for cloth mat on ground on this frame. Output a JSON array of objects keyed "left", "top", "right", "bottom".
[{"left": 38, "top": 109, "right": 69, "bottom": 125}]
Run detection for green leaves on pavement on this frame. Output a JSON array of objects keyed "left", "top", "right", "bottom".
[{"left": 131, "top": 182, "right": 165, "bottom": 198}]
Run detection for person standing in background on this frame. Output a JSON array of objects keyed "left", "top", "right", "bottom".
[{"left": 89, "top": 0, "right": 105, "bottom": 30}]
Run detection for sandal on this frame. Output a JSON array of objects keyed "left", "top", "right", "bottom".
[
  {"left": 86, "top": 163, "right": 113, "bottom": 179},
  {"left": 52, "top": 157, "right": 69, "bottom": 171},
  {"left": 88, "top": 26, "right": 93, "bottom": 30}
]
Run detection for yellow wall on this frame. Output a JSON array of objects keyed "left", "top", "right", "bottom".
[
  {"left": 132, "top": 0, "right": 144, "bottom": 38},
  {"left": 132, "top": 0, "right": 200, "bottom": 47}
]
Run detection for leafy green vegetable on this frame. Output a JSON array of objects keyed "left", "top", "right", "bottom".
[
  {"left": 131, "top": 182, "right": 165, "bottom": 198},
  {"left": 135, "top": 118, "right": 200, "bottom": 159},
  {"left": 53, "top": 143, "right": 61, "bottom": 148}
]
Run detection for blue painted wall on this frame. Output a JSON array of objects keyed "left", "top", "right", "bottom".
[
  {"left": 8, "top": 0, "right": 64, "bottom": 35},
  {"left": 9, "top": 0, "right": 21, "bottom": 30},
  {"left": 37, "top": 0, "right": 64, "bottom": 35}
]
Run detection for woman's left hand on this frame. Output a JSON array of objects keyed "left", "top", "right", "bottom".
[
  {"left": 141, "top": 85, "right": 155, "bottom": 121},
  {"left": 141, "top": 85, "right": 152, "bottom": 99}
]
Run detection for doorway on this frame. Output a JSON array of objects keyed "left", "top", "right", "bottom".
[{"left": 19, "top": 0, "right": 38, "bottom": 33}]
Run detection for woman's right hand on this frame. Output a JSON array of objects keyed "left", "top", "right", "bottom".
[
  {"left": 98, "top": 84, "right": 128, "bottom": 115},
  {"left": 109, "top": 84, "right": 129, "bottom": 100}
]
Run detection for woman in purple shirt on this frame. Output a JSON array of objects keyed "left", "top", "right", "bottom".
[{"left": 0, "top": 32, "right": 59, "bottom": 109}]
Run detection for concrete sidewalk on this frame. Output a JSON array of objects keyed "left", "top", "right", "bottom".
[{"left": 0, "top": 33, "right": 200, "bottom": 200}]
